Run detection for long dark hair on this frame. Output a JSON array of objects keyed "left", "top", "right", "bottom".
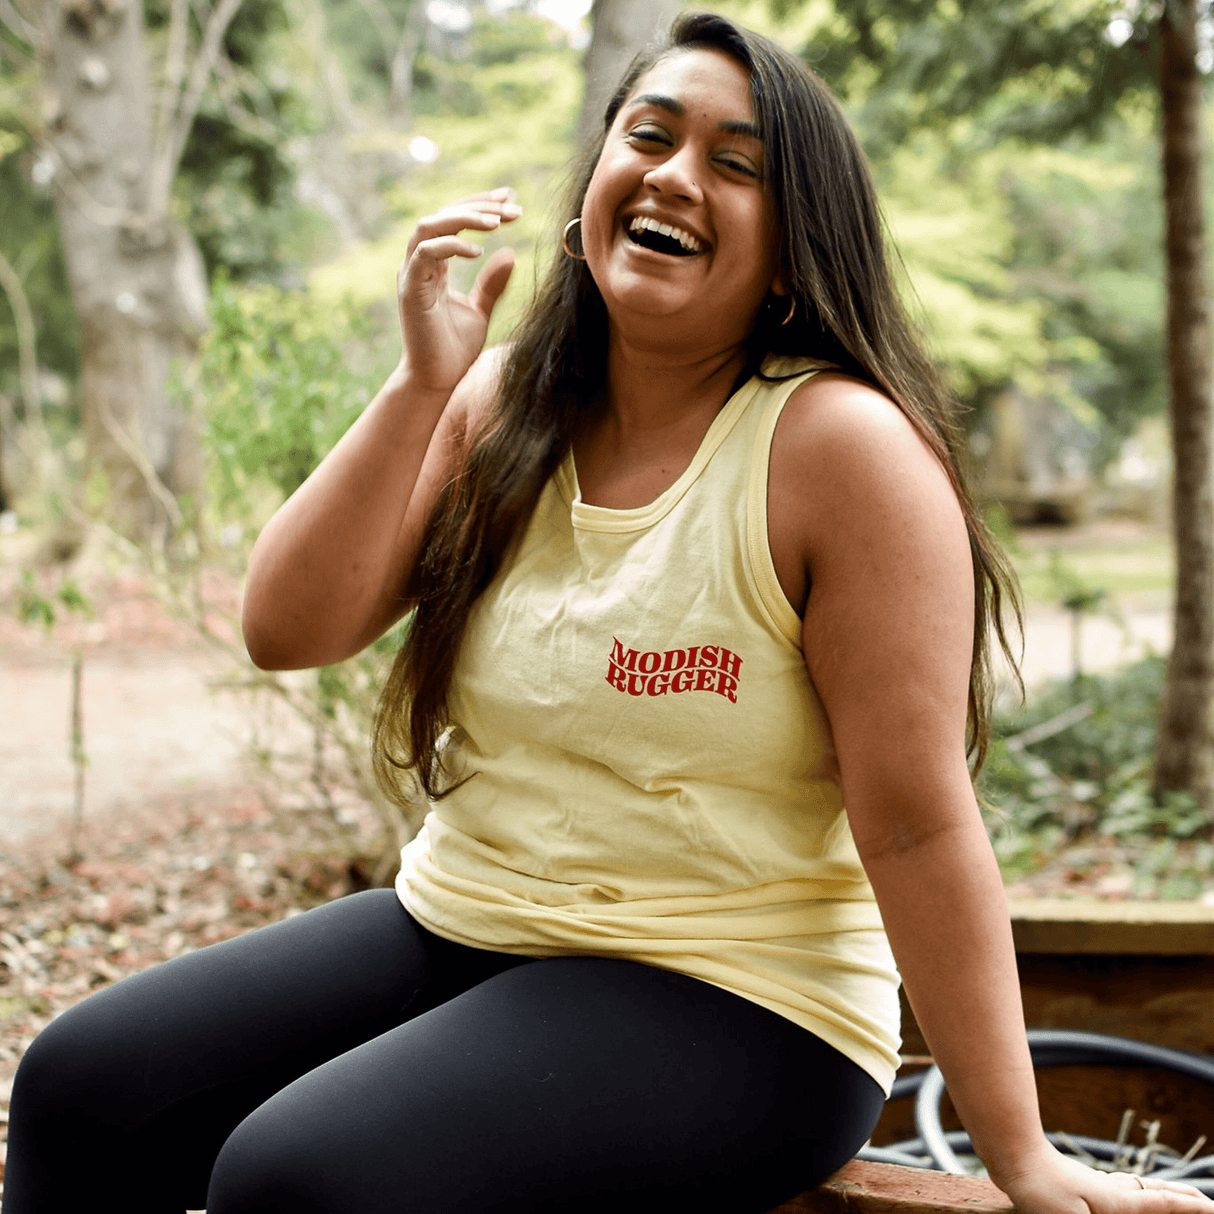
[{"left": 373, "top": 11, "right": 1021, "bottom": 804}]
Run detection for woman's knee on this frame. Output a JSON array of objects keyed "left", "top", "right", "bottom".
[
  {"left": 9, "top": 987, "right": 146, "bottom": 1133},
  {"left": 206, "top": 1096, "right": 349, "bottom": 1214}
]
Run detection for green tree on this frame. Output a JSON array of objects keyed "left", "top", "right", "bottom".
[
  {"left": 0, "top": 0, "right": 300, "bottom": 536},
  {"left": 777, "top": 0, "right": 1214, "bottom": 820}
]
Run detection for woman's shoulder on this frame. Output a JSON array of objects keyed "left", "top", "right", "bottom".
[
  {"left": 445, "top": 342, "right": 512, "bottom": 451},
  {"left": 773, "top": 371, "right": 950, "bottom": 501},
  {"left": 767, "top": 369, "right": 967, "bottom": 593}
]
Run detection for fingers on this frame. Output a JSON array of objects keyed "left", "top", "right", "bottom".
[
  {"left": 1105, "top": 1173, "right": 1214, "bottom": 1210},
  {"left": 467, "top": 247, "right": 516, "bottom": 319},
  {"left": 413, "top": 235, "right": 488, "bottom": 265},
  {"left": 405, "top": 189, "right": 523, "bottom": 261}
]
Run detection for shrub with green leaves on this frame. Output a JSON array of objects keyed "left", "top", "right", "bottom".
[
  {"left": 199, "top": 271, "right": 398, "bottom": 529},
  {"left": 179, "top": 275, "right": 422, "bottom": 875},
  {"left": 980, "top": 656, "right": 1207, "bottom": 871}
]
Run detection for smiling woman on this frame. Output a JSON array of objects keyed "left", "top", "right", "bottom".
[
  {"left": 578, "top": 49, "right": 781, "bottom": 342},
  {"left": 7, "top": 12, "right": 1214, "bottom": 1214}
]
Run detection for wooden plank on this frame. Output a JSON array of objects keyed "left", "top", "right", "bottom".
[
  {"left": 1008, "top": 899, "right": 1214, "bottom": 955},
  {"left": 1034, "top": 1064, "right": 1213, "bottom": 1151},
  {"left": 900, "top": 955, "right": 1214, "bottom": 1058},
  {"left": 1018, "top": 953, "right": 1214, "bottom": 1054},
  {"left": 872, "top": 1065, "right": 1214, "bottom": 1153},
  {"left": 767, "top": 1160, "right": 1011, "bottom": 1214}
]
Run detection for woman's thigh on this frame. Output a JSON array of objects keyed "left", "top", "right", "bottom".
[
  {"left": 208, "top": 956, "right": 886, "bottom": 1214},
  {"left": 2, "top": 889, "right": 522, "bottom": 1214}
]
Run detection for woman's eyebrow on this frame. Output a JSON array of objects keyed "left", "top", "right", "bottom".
[
  {"left": 720, "top": 119, "right": 762, "bottom": 141},
  {"left": 628, "top": 92, "right": 685, "bottom": 115},
  {"left": 626, "top": 94, "right": 763, "bottom": 141}
]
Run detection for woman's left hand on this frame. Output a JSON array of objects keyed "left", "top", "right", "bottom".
[{"left": 998, "top": 1145, "right": 1214, "bottom": 1214}]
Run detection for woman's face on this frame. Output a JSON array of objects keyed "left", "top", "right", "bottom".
[{"left": 580, "top": 48, "right": 784, "bottom": 349}]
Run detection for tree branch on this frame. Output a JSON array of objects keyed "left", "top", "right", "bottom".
[
  {"left": 97, "top": 396, "right": 186, "bottom": 532},
  {"left": 0, "top": 248, "right": 43, "bottom": 439},
  {"left": 211, "top": 54, "right": 279, "bottom": 140},
  {"left": 349, "top": 0, "right": 420, "bottom": 106},
  {"left": 351, "top": 0, "right": 398, "bottom": 65},
  {"left": 0, "top": 0, "right": 39, "bottom": 50},
  {"left": 148, "top": 0, "right": 244, "bottom": 217},
  {"left": 153, "top": 0, "right": 192, "bottom": 166},
  {"left": 389, "top": 1, "right": 423, "bottom": 107}
]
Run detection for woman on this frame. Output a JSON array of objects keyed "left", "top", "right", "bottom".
[{"left": 6, "top": 13, "right": 1212, "bottom": 1214}]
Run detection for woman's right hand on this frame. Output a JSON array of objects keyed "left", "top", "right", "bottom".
[{"left": 398, "top": 187, "right": 521, "bottom": 395}]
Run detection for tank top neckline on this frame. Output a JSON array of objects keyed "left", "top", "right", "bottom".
[{"left": 555, "top": 357, "right": 815, "bottom": 535}]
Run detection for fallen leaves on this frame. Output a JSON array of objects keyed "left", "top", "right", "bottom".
[{"left": 0, "top": 784, "right": 385, "bottom": 1192}]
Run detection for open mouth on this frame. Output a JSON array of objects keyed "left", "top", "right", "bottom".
[{"left": 626, "top": 216, "right": 704, "bottom": 257}]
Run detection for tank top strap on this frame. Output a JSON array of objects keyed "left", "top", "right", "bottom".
[{"left": 740, "top": 358, "right": 832, "bottom": 645}]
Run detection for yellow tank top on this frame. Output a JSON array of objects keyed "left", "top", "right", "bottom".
[{"left": 396, "top": 355, "right": 903, "bottom": 1092}]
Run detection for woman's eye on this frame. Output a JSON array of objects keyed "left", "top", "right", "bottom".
[
  {"left": 627, "top": 126, "right": 670, "bottom": 146},
  {"left": 720, "top": 157, "right": 760, "bottom": 179}
]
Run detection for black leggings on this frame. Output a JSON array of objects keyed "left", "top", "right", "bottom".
[{"left": 4, "top": 890, "right": 884, "bottom": 1214}]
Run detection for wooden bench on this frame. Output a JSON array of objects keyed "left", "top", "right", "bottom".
[
  {"left": 769, "top": 1160, "right": 1011, "bottom": 1214},
  {"left": 768, "top": 899, "right": 1214, "bottom": 1214}
]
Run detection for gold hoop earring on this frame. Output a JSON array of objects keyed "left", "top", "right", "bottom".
[
  {"left": 779, "top": 294, "right": 796, "bottom": 327},
  {"left": 562, "top": 217, "right": 586, "bottom": 261}
]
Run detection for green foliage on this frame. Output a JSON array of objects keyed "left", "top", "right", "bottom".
[
  {"left": 15, "top": 572, "right": 91, "bottom": 631},
  {"left": 770, "top": 0, "right": 1173, "bottom": 456},
  {"left": 471, "top": 7, "right": 568, "bottom": 66},
  {"left": 409, "top": 7, "right": 572, "bottom": 115},
  {"left": 878, "top": 134, "right": 1056, "bottom": 396},
  {"left": 982, "top": 501, "right": 1021, "bottom": 554},
  {"left": 1012, "top": 533, "right": 1173, "bottom": 603},
  {"left": 1002, "top": 129, "right": 1167, "bottom": 464},
  {"left": 177, "top": 125, "right": 327, "bottom": 282},
  {"left": 787, "top": 0, "right": 1156, "bottom": 155},
  {"left": 309, "top": 44, "right": 584, "bottom": 344},
  {"left": 317, "top": 0, "right": 419, "bottom": 105},
  {"left": 171, "top": 0, "right": 317, "bottom": 281},
  {"left": 175, "top": 276, "right": 421, "bottom": 856},
  {"left": 980, "top": 657, "right": 1207, "bottom": 872},
  {"left": 0, "top": 133, "right": 81, "bottom": 396},
  {"left": 197, "top": 272, "right": 398, "bottom": 515}
]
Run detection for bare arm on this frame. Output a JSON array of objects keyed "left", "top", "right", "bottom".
[
  {"left": 775, "top": 377, "right": 1212, "bottom": 1214},
  {"left": 241, "top": 190, "right": 520, "bottom": 670}
]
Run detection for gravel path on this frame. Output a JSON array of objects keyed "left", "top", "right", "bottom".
[
  {"left": 0, "top": 598, "right": 1174, "bottom": 847},
  {"left": 0, "top": 644, "right": 304, "bottom": 844}
]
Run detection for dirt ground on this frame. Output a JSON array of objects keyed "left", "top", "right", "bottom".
[
  {"left": 0, "top": 521, "right": 1175, "bottom": 847},
  {"left": 0, "top": 547, "right": 314, "bottom": 847}
]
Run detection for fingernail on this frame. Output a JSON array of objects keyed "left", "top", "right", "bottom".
[{"left": 501, "top": 203, "right": 522, "bottom": 217}]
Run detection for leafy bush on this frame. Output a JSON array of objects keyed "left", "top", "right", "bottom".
[
  {"left": 979, "top": 657, "right": 1207, "bottom": 871},
  {"left": 200, "top": 271, "right": 397, "bottom": 523},
  {"left": 175, "top": 276, "right": 422, "bottom": 878}
]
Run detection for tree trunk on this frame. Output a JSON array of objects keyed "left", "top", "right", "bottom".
[
  {"left": 39, "top": 0, "right": 208, "bottom": 538},
  {"left": 576, "top": 0, "right": 683, "bottom": 149},
  {"left": 1153, "top": 0, "right": 1214, "bottom": 817}
]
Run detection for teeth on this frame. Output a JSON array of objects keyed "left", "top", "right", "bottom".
[{"left": 629, "top": 215, "right": 702, "bottom": 253}]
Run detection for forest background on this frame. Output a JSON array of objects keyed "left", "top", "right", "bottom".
[
  {"left": 3, "top": 0, "right": 1214, "bottom": 1180},
  {"left": 2, "top": 0, "right": 1214, "bottom": 1148},
  {"left": 4, "top": 0, "right": 1214, "bottom": 885}
]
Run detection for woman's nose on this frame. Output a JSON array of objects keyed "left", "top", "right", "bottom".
[{"left": 643, "top": 146, "right": 703, "bottom": 203}]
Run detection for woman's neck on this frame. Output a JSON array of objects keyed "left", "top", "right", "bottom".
[
  {"left": 573, "top": 334, "right": 753, "bottom": 509},
  {"left": 602, "top": 330, "right": 749, "bottom": 435}
]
